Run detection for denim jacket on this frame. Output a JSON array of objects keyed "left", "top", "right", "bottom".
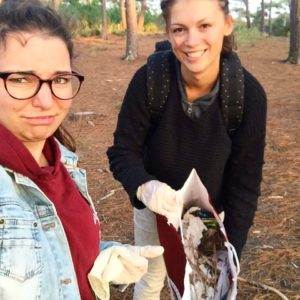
[{"left": 0, "top": 143, "right": 99, "bottom": 300}]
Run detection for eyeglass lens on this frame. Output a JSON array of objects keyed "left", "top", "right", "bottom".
[{"left": 5, "top": 73, "right": 81, "bottom": 100}]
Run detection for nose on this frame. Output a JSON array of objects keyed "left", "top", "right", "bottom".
[
  {"left": 31, "top": 82, "right": 54, "bottom": 108},
  {"left": 185, "top": 29, "right": 201, "bottom": 47}
]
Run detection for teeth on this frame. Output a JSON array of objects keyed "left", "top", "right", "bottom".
[{"left": 186, "top": 50, "right": 205, "bottom": 58}]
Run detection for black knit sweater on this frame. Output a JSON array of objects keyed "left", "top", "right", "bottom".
[{"left": 107, "top": 61, "right": 267, "bottom": 257}]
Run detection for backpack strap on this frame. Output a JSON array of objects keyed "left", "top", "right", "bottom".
[
  {"left": 147, "top": 42, "right": 245, "bottom": 135},
  {"left": 220, "top": 52, "right": 245, "bottom": 135},
  {"left": 155, "top": 40, "right": 172, "bottom": 52},
  {"left": 146, "top": 49, "right": 173, "bottom": 124}
]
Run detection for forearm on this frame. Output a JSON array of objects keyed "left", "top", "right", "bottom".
[
  {"left": 223, "top": 131, "right": 265, "bottom": 258},
  {"left": 107, "top": 148, "right": 155, "bottom": 207},
  {"left": 107, "top": 66, "right": 156, "bottom": 207},
  {"left": 223, "top": 192, "right": 259, "bottom": 258}
]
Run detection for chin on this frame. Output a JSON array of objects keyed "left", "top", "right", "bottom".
[
  {"left": 183, "top": 64, "right": 206, "bottom": 75},
  {"left": 28, "top": 132, "right": 53, "bottom": 142}
]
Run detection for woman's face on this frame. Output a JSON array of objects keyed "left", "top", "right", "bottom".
[
  {"left": 167, "top": 0, "right": 233, "bottom": 79},
  {"left": 0, "top": 32, "right": 72, "bottom": 146}
]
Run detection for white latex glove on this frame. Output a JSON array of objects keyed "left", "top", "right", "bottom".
[
  {"left": 136, "top": 180, "right": 183, "bottom": 220},
  {"left": 88, "top": 245, "right": 164, "bottom": 300}
]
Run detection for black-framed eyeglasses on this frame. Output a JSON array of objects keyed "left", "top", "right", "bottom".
[{"left": 0, "top": 71, "right": 84, "bottom": 100}]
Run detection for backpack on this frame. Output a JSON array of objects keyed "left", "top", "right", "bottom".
[{"left": 146, "top": 40, "right": 244, "bottom": 136}]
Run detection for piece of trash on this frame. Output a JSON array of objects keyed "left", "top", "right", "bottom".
[
  {"left": 291, "top": 262, "right": 300, "bottom": 269},
  {"left": 73, "top": 111, "right": 94, "bottom": 116},
  {"left": 69, "top": 111, "right": 95, "bottom": 122},
  {"left": 97, "top": 168, "right": 111, "bottom": 173},
  {"left": 268, "top": 196, "right": 283, "bottom": 199},
  {"left": 97, "top": 187, "right": 124, "bottom": 202},
  {"left": 87, "top": 120, "right": 95, "bottom": 127},
  {"left": 181, "top": 207, "right": 238, "bottom": 300},
  {"left": 261, "top": 245, "right": 274, "bottom": 249}
]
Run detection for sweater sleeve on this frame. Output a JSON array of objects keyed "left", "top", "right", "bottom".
[
  {"left": 222, "top": 69, "right": 267, "bottom": 258},
  {"left": 107, "top": 65, "right": 156, "bottom": 208}
]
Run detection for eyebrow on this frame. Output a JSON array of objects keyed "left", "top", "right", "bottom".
[
  {"left": 170, "top": 18, "right": 210, "bottom": 27},
  {"left": 1, "top": 70, "right": 72, "bottom": 74}
]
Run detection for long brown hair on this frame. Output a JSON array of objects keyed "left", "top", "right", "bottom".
[{"left": 160, "top": 0, "right": 236, "bottom": 53}]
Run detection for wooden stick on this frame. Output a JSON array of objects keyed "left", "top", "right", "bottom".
[
  {"left": 98, "top": 187, "right": 124, "bottom": 201},
  {"left": 238, "top": 277, "right": 290, "bottom": 300}
]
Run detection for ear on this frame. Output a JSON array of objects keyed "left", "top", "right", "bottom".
[{"left": 224, "top": 15, "right": 234, "bottom": 36}]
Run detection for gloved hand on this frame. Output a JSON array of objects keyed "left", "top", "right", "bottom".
[
  {"left": 136, "top": 180, "right": 183, "bottom": 219},
  {"left": 88, "top": 245, "right": 164, "bottom": 300}
]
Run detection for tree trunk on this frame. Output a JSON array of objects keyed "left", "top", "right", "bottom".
[
  {"left": 101, "top": 0, "right": 108, "bottom": 40},
  {"left": 138, "top": 0, "right": 147, "bottom": 31},
  {"left": 260, "top": 0, "right": 265, "bottom": 34},
  {"left": 287, "top": 0, "right": 300, "bottom": 64},
  {"left": 243, "top": 0, "right": 251, "bottom": 29},
  {"left": 52, "top": 0, "right": 61, "bottom": 11},
  {"left": 120, "top": 0, "right": 127, "bottom": 30},
  {"left": 124, "top": 0, "right": 138, "bottom": 61},
  {"left": 268, "top": 0, "right": 273, "bottom": 35}
]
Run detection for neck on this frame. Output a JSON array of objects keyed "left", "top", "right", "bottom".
[
  {"left": 181, "top": 65, "right": 220, "bottom": 102},
  {"left": 23, "top": 140, "right": 49, "bottom": 167}
]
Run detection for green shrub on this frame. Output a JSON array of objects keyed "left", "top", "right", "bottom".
[
  {"left": 58, "top": 1, "right": 165, "bottom": 36},
  {"left": 59, "top": 0, "right": 101, "bottom": 37},
  {"left": 109, "top": 23, "right": 125, "bottom": 36},
  {"left": 234, "top": 22, "right": 261, "bottom": 45},
  {"left": 144, "top": 9, "right": 159, "bottom": 24},
  {"left": 108, "top": 4, "right": 121, "bottom": 24},
  {"left": 272, "top": 13, "right": 290, "bottom": 37},
  {"left": 143, "top": 22, "right": 163, "bottom": 34}
]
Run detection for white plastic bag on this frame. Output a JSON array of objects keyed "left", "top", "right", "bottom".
[{"left": 157, "top": 169, "right": 239, "bottom": 300}]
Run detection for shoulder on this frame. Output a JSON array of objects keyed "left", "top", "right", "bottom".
[
  {"left": 0, "top": 164, "right": 12, "bottom": 182},
  {"left": 122, "top": 64, "right": 148, "bottom": 105},
  {"left": 147, "top": 50, "right": 177, "bottom": 75},
  {"left": 56, "top": 142, "right": 89, "bottom": 190},
  {"left": 57, "top": 141, "right": 79, "bottom": 168},
  {"left": 122, "top": 64, "right": 149, "bottom": 111},
  {"left": 129, "top": 64, "right": 147, "bottom": 87},
  {"left": 130, "top": 50, "right": 176, "bottom": 88},
  {"left": 0, "top": 165, "right": 18, "bottom": 195},
  {"left": 242, "top": 67, "right": 267, "bottom": 116},
  {"left": 235, "top": 67, "right": 267, "bottom": 136},
  {"left": 243, "top": 67, "right": 267, "bottom": 100}
]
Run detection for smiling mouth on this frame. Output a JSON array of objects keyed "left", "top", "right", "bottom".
[{"left": 184, "top": 50, "right": 206, "bottom": 58}]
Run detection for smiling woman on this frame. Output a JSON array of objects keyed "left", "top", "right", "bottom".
[
  {"left": 107, "top": 0, "right": 267, "bottom": 299},
  {"left": 165, "top": 0, "right": 234, "bottom": 98},
  {"left": 0, "top": 1, "right": 163, "bottom": 299}
]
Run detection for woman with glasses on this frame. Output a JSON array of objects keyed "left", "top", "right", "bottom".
[{"left": 0, "top": 1, "right": 162, "bottom": 299}]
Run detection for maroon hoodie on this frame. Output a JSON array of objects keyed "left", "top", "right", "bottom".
[{"left": 0, "top": 124, "right": 100, "bottom": 299}]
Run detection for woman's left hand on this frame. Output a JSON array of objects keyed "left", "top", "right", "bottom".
[{"left": 88, "top": 244, "right": 164, "bottom": 300}]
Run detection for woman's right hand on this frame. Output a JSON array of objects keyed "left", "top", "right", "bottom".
[{"left": 136, "top": 180, "right": 183, "bottom": 219}]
